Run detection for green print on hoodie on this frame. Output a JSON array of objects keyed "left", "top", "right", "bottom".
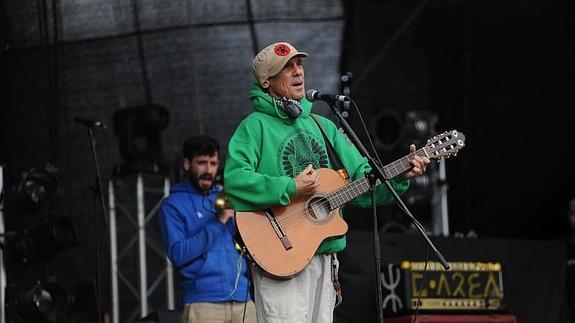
[{"left": 224, "top": 83, "right": 410, "bottom": 254}]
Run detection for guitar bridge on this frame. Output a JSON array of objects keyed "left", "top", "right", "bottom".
[{"left": 265, "top": 209, "right": 293, "bottom": 251}]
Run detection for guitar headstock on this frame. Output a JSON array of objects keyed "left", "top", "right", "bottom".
[{"left": 425, "top": 130, "right": 465, "bottom": 160}]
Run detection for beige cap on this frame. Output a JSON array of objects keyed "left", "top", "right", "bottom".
[{"left": 252, "top": 42, "right": 308, "bottom": 85}]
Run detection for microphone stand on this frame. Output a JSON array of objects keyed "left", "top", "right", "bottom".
[
  {"left": 80, "top": 124, "right": 109, "bottom": 323},
  {"left": 325, "top": 99, "right": 450, "bottom": 323}
]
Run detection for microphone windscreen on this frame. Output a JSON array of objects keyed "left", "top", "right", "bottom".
[{"left": 306, "top": 89, "right": 319, "bottom": 102}]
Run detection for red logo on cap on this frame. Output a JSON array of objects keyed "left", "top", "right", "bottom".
[{"left": 274, "top": 44, "right": 291, "bottom": 56}]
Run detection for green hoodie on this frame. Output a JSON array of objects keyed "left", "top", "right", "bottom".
[{"left": 224, "top": 83, "right": 410, "bottom": 254}]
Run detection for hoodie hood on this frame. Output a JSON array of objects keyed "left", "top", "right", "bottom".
[{"left": 249, "top": 83, "right": 312, "bottom": 120}]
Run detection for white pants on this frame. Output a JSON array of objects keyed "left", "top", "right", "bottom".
[{"left": 251, "top": 254, "right": 336, "bottom": 323}]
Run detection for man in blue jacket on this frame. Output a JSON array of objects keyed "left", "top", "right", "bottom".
[{"left": 158, "top": 135, "right": 256, "bottom": 323}]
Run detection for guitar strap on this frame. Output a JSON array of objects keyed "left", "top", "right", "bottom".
[
  {"left": 311, "top": 114, "right": 345, "bottom": 305},
  {"left": 331, "top": 254, "right": 343, "bottom": 307},
  {"left": 310, "top": 115, "right": 349, "bottom": 181}
]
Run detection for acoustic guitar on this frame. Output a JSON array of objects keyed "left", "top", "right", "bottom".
[{"left": 235, "top": 130, "right": 465, "bottom": 279}]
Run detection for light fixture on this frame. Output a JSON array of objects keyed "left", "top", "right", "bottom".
[
  {"left": 7, "top": 281, "right": 68, "bottom": 323},
  {"left": 400, "top": 110, "right": 439, "bottom": 205},
  {"left": 372, "top": 110, "right": 438, "bottom": 153},
  {"left": 402, "top": 110, "right": 438, "bottom": 147},
  {"left": 14, "top": 164, "right": 60, "bottom": 210},
  {"left": 6, "top": 280, "right": 97, "bottom": 323},
  {"left": 4, "top": 218, "right": 77, "bottom": 265},
  {"left": 404, "top": 169, "right": 436, "bottom": 205},
  {"left": 371, "top": 110, "right": 440, "bottom": 206}
]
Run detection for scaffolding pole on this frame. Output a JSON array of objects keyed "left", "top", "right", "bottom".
[
  {"left": 432, "top": 161, "right": 450, "bottom": 236},
  {"left": 108, "top": 181, "right": 120, "bottom": 323},
  {"left": 137, "top": 175, "right": 148, "bottom": 316},
  {"left": 164, "top": 178, "right": 175, "bottom": 310},
  {"left": 109, "top": 173, "right": 173, "bottom": 323},
  {"left": 0, "top": 166, "right": 6, "bottom": 323}
]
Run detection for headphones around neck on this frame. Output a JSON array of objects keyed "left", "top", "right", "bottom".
[{"left": 274, "top": 97, "right": 302, "bottom": 119}]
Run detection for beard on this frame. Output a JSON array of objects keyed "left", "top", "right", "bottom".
[{"left": 188, "top": 171, "right": 214, "bottom": 195}]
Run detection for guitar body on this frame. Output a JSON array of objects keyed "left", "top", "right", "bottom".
[{"left": 235, "top": 168, "right": 349, "bottom": 279}]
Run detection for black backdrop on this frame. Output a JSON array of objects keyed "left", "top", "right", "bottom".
[{"left": 339, "top": 0, "right": 574, "bottom": 239}]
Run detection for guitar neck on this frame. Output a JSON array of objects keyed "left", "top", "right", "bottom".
[
  {"left": 326, "top": 147, "right": 428, "bottom": 209},
  {"left": 382, "top": 147, "right": 429, "bottom": 179}
]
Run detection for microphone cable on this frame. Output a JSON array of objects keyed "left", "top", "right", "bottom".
[
  {"left": 231, "top": 228, "right": 251, "bottom": 323},
  {"left": 345, "top": 98, "right": 381, "bottom": 166},
  {"left": 412, "top": 247, "right": 430, "bottom": 323},
  {"left": 346, "top": 97, "right": 434, "bottom": 323},
  {"left": 221, "top": 221, "right": 246, "bottom": 302},
  {"left": 242, "top": 267, "right": 251, "bottom": 323}
]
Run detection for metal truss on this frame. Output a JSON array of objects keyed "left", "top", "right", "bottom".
[
  {"left": 108, "top": 173, "right": 175, "bottom": 323},
  {"left": 0, "top": 166, "right": 5, "bottom": 323}
]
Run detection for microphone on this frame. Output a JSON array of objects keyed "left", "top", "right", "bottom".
[
  {"left": 306, "top": 89, "right": 349, "bottom": 103},
  {"left": 74, "top": 117, "right": 107, "bottom": 129}
]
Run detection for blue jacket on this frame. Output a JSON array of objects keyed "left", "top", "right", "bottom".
[{"left": 158, "top": 180, "right": 252, "bottom": 304}]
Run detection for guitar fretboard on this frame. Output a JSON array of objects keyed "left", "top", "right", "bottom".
[{"left": 325, "top": 148, "right": 428, "bottom": 209}]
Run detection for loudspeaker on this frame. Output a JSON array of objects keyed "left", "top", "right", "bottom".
[
  {"left": 138, "top": 310, "right": 180, "bottom": 323},
  {"left": 112, "top": 104, "right": 170, "bottom": 175}
]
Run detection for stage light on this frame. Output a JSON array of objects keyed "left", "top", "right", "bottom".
[
  {"left": 372, "top": 110, "right": 438, "bottom": 152},
  {"left": 6, "top": 280, "right": 97, "bottom": 323},
  {"left": 7, "top": 281, "right": 69, "bottom": 323},
  {"left": 4, "top": 218, "right": 77, "bottom": 265},
  {"left": 2, "top": 164, "right": 60, "bottom": 220},
  {"left": 404, "top": 171, "right": 435, "bottom": 205},
  {"left": 400, "top": 110, "right": 439, "bottom": 205},
  {"left": 16, "top": 164, "right": 60, "bottom": 208},
  {"left": 403, "top": 110, "right": 438, "bottom": 146},
  {"left": 371, "top": 110, "right": 440, "bottom": 206}
]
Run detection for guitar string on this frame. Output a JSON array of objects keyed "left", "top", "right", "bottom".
[
  {"left": 280, "top": 181, "right": 368, "bottom": 227},
  {"left": 277, "top": 175, "right": 370, "bottom": 227},
  {"left": 276, "top": 149, "right": 432, "bottom": 229},
  {"left": 275, "top": 148, "right": 430, "bottom": 227},
  {"left": 278, "top": 184, "right": 365, "bottom": 228}
]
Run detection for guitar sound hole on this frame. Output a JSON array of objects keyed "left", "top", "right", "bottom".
[{"left": 307, "top": 196, "right": 331, "bottom": 222}]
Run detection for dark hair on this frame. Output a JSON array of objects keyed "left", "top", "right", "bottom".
[{"left": 182, "top": 135, "right": 219, "bottom": 160}]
